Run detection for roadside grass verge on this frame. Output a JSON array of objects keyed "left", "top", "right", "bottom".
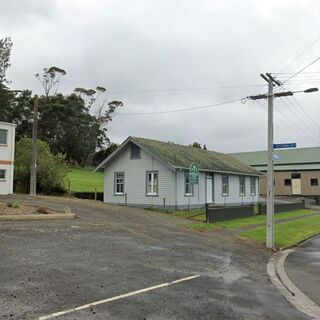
[
  {"left": 183, "top": 209, "right": 314, "bottom": 229},
  {"left": 66, "top": 167, "right": 104, "bottom": 192},
  {"left": 239, "top": 215, "right": 320, "bottom": 248},
  {"left": 171, "top": 209, "right": 205, "bottom": 221}
]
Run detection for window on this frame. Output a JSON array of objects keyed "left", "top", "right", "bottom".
[
  {"left": 185, "top": 173, "right": 193, "bottom": 196},
  {"left": 146, "top": 171, "right": 158, "bottom": 196},
  {"left": 0, "top": 169, "right": 6, "bottom": 180},
  {"left": 114, "top": 172, "right": 124, "bottom": 195},
  {"left": 239, "top": 176, "right": 246, "bottom": 196},
  {"left": 250, "top": 177, "right": 256, "bottom": 195},
  {"left": 291, "top": 173, "right": 301, "bottom": 179},
  {"left": 0, "top": 129, "right": 7, "bottom": 145},
  {"left": 222, "top": 175, "right": 229, "bottom": 196},
  {"left": 311, "top": 178, "right": 318, "bottom": 186},
  {"left": 130, "top": 144, "right": 141, "bottom": 159},
  {"left": 284, "top": 179, "right": 291, "bottom": 186}
]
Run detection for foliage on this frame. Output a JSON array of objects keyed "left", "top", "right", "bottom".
[
  {"left": 191, "top": 142, "right": 201, "bottom": 148},
  {"left": 92, "top": 142, "right": 118, "bottom": 167},
  {"left": 0, "top": 37, "right": 12, "bottom": 84},
  {"left": 15, "top": 138, "right": 68, "bottom": 194},
  {"left": 35, "top": 66, "right": 66, "bottom": 97},
  {"left": 66, "top": 167, "right": 104, "bottom": 192}
]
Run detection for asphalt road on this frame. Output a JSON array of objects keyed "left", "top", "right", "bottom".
[
  {"left": 285, "top": 235, "right": 320, "bottom": 306},
  {"left": 0, "top": 195, "right": 309, "bottom": 320}
]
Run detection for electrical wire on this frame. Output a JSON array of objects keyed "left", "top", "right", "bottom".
[{"left": 116, "top": 97, "right": 242, "bottom": 115}]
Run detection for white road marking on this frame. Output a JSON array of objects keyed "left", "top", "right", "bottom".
[{"left": 38, "top": 274, "right": 200, "bottom": 320}]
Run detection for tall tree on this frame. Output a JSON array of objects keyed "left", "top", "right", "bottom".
[{"left": 0, "top": 37, "right": 12, "bottom": 84}]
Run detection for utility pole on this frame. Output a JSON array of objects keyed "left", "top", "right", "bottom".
[
  {"left": 246, "top": 73, "right": 318, "bottom": 249},
  {"left": 30, "top": 95, "right": 39, "bottom": 197}
]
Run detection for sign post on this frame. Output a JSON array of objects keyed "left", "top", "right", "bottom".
[{"left": 189, "top": 163, "right": 199, "bottom": 212}]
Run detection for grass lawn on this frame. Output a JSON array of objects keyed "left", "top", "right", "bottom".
[
  {"left": 66, "top": 167, "right": 104, "bottom": 192},
  {"left": 240, "top": 214, "right": 320, "bottom": 248},
  {"left": 171, "top": 209, "right": 206, "bottom": 221},
  {"left": 186, "top": 209, "right": 315, "bottom": 231}
]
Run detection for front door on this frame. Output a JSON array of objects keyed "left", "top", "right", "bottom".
[
  {"left": 206, "top": 175, "right": 213, "bottom": 203},
  {"left": 292, "top": 179, "right": 302, "bottom": 195}
]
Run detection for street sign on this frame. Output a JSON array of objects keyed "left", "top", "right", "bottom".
[
  {"left": 189, "top": 163, "right": 199, "bottom": 184},
  {"left": 273, "top": 143, "right": 296, "bottom": 149}
]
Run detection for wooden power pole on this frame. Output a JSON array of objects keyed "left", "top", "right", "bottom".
[{"left": 30, "top": 95, "right": 39, "bottom": 197}]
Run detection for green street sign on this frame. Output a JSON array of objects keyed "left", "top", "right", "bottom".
[{"left": 189, "top": 162, "right": 199, "bottom": 184}]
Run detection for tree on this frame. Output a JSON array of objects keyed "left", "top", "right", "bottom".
[
  {"left": 35, "top": 66, "right": 66, "bottom": 98},
  {"left": 191, "top": 142, "right": 201, "bottom": 148},
  {"left": 0, "top": 37, "right": 13, "bottom": 84},
  {"left": 15, "top": 138, "right": 68, "bottom": 194},
  {"left": 92, "top": 142, "right": 118, "bottom": 167}
]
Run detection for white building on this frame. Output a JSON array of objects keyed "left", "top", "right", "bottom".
[
  {"left": 95, "top": 137, "right": 260, "bottom": 209},
  {"left": 0, "top": 122, "right": 16, "bottom": 195}
]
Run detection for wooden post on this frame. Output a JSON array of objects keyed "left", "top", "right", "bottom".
[
  {"left": 163, "top": 197, "right": 166, "bottom": 212},
  {"left": 125, "top": 193, "right": 127, "bottom": 206},
  {"left": 68, "top": 181, "right": 70, "bottom": 192},
  {"left": 94, "top": 188, "right": 97, "bottom": 201},
  {"left": 29, "top": 95, "right": 39, "bottom": 196}
]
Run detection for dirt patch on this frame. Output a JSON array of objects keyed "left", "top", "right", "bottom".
[{"left": 0, "top": 201, "right": 61, "bottom": 216}]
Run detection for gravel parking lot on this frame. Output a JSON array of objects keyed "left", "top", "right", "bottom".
[{"left": 0, "top": 195, "right": 309, "bottom": 320}]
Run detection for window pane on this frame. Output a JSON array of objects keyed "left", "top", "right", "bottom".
[
  {"left": 0, "top": 129, "right": 7, "bottom": 144},
  {"left": 0, "top": 170, "right": 5, "bottom": 179}
]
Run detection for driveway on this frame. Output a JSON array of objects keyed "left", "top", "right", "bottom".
[
  {"left": 285, "top": 235, "right": 320, "bottom": 306},
  {"left": 0, "top": 195, "right": 309, "bottom": 319}
]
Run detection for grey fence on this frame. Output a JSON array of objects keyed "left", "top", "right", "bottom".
[
  {"left": 258, "top": 201, "right": 305, "bottom": 214},
  {"left": 73, "top": 192, "right": 104, "bottom": 201},
  {"left": 206, "top": 204, "right": 254, "bottom": 223}
]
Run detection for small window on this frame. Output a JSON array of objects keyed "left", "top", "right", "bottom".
[
  {"left": 146, "top": 171, "right": 158, "bottom": 196},
  {"left": 130, "top": 144, "right": 141, "bottom": 159},
  {"left": 250, "top": 177, "right": 256, "bottom": 195},
  {"left": 114, "top": 172, "right": 124, "bottom": 195},
  {"left": 185, "top": 173, "right": 193, "bottom": 196},
  {"left": 0, "top": 129, "right": 7, "bottom": 145},
  {"left": 311, "top": 178, "right": 318, "bottom": 186},
  {"left": 0, "top": 169, "right": 6, "bottom": 180},
  {"left": 239, "top": 176, "right": 246, "bottom": 196},
  {"left": 222, "top": 175, "right": 229, "bottom": 196},
  {"left": 291, "top": 173, "right": 301, "bottom": 179},
  {"left": 284, "top": 179, "right": 291, "bottom": 186}
]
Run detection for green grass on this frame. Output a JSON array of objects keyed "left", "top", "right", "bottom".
[
  {"left": 171, "top": 209, "right": 206, "bottom": 221},
  {"left": 214, "top": 209, "right": 314, "bottom": 229},
  {"left": 240, "top": 215, "right": 320, "bottom": 248},
  {"left": 66, "top": 167, "right": 104, "bottom": 192}
]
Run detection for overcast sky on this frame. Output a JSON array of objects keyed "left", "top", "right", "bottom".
[{"left": 1, "top": 0, "right": 320, "bottom": 152}]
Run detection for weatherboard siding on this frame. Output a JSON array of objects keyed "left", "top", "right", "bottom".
[
  {"left": 104, "top": 144, "right": 175, "bottom": 207},
  {"left": 214, "top": 175, "right": 259, "bottom": 206}
]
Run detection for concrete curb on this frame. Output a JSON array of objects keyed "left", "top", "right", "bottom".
[
  {"left": 0, "top": 214, "right": 75, "bottom": 221},
  {"left": 267, "top": 250, "right": 320, "bottom": 320}
]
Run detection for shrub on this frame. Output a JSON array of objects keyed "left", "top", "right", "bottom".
[{"left": 15, "top": 138, "right": 68, "bottom": 194}]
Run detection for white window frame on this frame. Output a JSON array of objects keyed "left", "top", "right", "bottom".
[
  {"left": 0, "top": 169, "right": 6, "bottom": 181},
  {"left": 0, "top": 129, "right": 7, "bottom": 145},
  {"left": 239, "top": 176, "right": 246, "bottom": 196},
  {"left": 222, "top": 175, "right": 229, "bottom": 196},
  {"left": 250, "top": 177, "right": 256, "bottom": 195},
  {"left": 114, "top": 172, "right": 125, "bottom": 195},
  {"left": 146, "top": 171, "right": 158, "bottom": 196},
  {"left": 185, "top": 172, "right": 193, "bottom": 196}
]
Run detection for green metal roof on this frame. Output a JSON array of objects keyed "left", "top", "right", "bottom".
[
  {"left": 132, "top": 137, "right": 260, "bottom": 176},
  {"left": 231, "top": 147, "right": 320, "bottom": 171}
]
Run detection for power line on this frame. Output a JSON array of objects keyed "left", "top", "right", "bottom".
[
  {"left": 279, "top": 35, "right": 320, "bottom": 73},
  {"left": 282, "top": 56, "right": 320, "bottom": 84},
  {"left": 116, "top": 97, "right": 242, "bottom": 115},
  {"left": 108, "top": 84, "right": 267, "bottom": 94}
]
